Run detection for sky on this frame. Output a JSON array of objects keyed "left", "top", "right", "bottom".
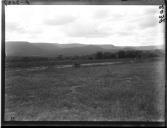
[{"left": 5, "top": 5, "right": 165, "bottom": 46}]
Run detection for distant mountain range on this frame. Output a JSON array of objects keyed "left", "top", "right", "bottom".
[{"left": 6, "top": 41, "right": 163, "bottom": 57}]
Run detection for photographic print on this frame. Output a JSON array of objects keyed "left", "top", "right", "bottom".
[{"left": 2, "top": 0, "right": 166, "bottom": 126}]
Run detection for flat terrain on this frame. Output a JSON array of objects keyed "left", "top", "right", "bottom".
[{"left": 5, "top": 58, "right": 165, "bottom": 121}]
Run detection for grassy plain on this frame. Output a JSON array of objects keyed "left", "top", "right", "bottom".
[{"left": 5, "top": 58, "right": 165, "bottom": 121}]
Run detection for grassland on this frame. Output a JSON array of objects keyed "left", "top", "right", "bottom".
[{"left": 5, "top": 58, "right": 165, "bottom": 121}]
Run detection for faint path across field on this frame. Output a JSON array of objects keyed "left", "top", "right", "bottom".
[
  {"left": 13, "top": 61, "right": 122, "bottom": 72},
  {"left": 55, "top": 61, "right": 122, "bottom": 69},
  {"left": 14, "top": 66, "right": 47, "bottom": 72}
]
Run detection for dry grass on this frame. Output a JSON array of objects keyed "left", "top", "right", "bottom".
[{"left": 5, "top": 59, "right": 165, "bottom": 121}]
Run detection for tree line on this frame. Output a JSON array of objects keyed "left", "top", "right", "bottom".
[
  {"left": 6, "top": 49, "right": 164, "bottom": 62},
  {"left": 61, "top": 49, "right": 164, "bottom": 60}
]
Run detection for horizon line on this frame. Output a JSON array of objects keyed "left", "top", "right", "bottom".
[{"left": 5, "top": 40, "right": 164, "bottom": 47}]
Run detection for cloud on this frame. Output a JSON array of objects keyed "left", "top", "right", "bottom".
[
  {"left": 127, "top": 10, "right": 158, "bottom": 30},
  {"left": 138, "top": 15, "right": 158, "bottom": 29},
  {"left": 144, "top": 7, "right": 158, "bottom": 15},
  {"left": 64, "top": 21, "right": 111, "bottom": 38},
  {"left": 117, "top": 31, "right": 134, "bottom": 36},
  {"left": 6, "top": 22, "right": 26, "bottom": 33},
  {"left": 93, "top": 9, "right": 110, "bottom": 19},
  {"left": 44, "top": 15, "right": 77, "bottom": 25},
  {"left": 137, "top": 7, "right": 159, "bottom": 29},
  {"left": 6, "top": 22, "right": 43, "bottom": 41},
  {"left": 5, "top": 5, "right": 164, "bottom": 46}
]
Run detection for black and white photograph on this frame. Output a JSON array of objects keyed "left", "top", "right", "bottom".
[{"left": 2, "top": 0, "right": 166, "bottom": 125}]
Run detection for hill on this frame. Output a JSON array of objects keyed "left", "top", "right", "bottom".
[{"left": 5, "top": 41, "right": 163, "bottom": 57}]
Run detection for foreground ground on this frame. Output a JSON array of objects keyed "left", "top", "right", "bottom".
[{"left": 5, "top": 58, "right": 165, "bottom": 121}]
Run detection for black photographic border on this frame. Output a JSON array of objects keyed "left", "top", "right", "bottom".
[{"left": 1, "top": 0, "right": 166, "bottom": 127}]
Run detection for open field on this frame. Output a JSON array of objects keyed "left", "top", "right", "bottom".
[{"left": 5, "top": 58, "right": 165, "bottom": 121}]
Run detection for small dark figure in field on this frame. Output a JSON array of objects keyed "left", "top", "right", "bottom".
[{"left": 73, "top": 62, "right": 81, "bottom": 68}]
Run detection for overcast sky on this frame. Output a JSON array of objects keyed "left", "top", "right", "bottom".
[{"left": 5, "top": 5, "right": 165, "bottom": 46}]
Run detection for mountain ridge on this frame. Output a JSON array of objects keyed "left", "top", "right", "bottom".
[{"left": 6, "top": 41, "right": 163, "bottom": 57}]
